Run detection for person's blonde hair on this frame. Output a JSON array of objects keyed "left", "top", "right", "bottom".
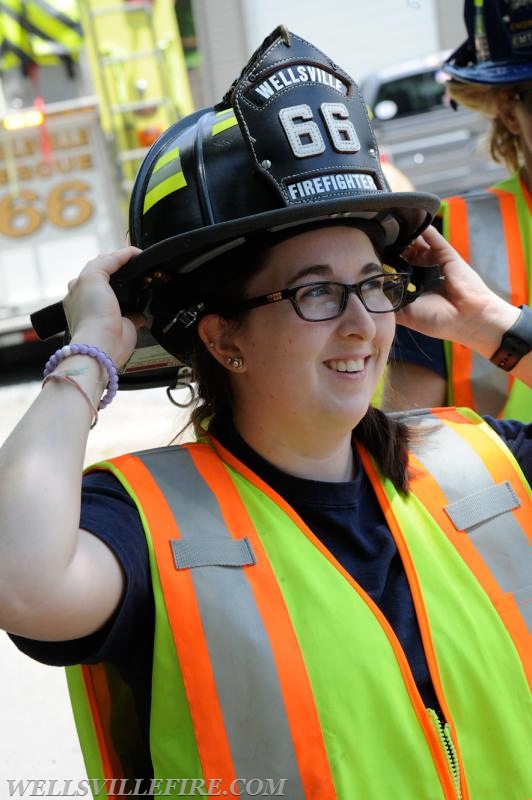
[{"left": 446, "top": 80, "right": 522, "bottom": 172}]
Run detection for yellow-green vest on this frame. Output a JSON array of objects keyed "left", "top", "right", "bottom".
[
  {"left": 441, "top": 171, "right": 531, "bottom": 420},
  {"left": 67, "top": 408, "right": 532, "bottom": 798}
]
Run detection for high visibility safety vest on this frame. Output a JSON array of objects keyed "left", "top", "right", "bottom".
[
  {"left": 440, "top": 171, "right": 532, "bottom": 421},
  {"left": 67, "top": 408, "right": 532, "bottom": 799}
]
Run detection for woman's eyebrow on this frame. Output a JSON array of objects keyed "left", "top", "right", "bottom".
[
  {"left": 287, "top": 261, "right": 383, "bottom": 285},
  {"left": 361, "top": 261, "right": 385, "bottom": 276},
  {"left": 287, "top": 264, "right": 330, "bottom": 284}
]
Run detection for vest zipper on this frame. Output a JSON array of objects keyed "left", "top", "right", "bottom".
[{"left": 427, "top": 708, "right": 462, "bottom": 799}]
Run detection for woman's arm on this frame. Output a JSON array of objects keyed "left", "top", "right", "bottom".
[
  {"left": 0, "top": 247, "right": 142, "bottom": 641},
  {"left": 394, "top": 226, "right": 532, "bottom": 389}
]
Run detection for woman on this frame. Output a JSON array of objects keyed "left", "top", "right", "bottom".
[
  {"left": 1, "top": 26, "right": 530, "bottom": 799},
  {"left": 383, "top": 0, "right": 532, "bottom": 419}
]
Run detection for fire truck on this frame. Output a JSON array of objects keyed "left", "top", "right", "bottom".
[{"left": 0, "top": 0, "right": 193, "bottom": 355}]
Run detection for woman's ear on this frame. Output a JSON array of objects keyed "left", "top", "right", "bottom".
[
  {"left": 495, "top": 90, "right": 521, "bottom": 136},
  {"left": 198, "top": 314, "right": 245, "bottom": 371}
]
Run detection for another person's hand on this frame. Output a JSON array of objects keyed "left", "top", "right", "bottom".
[
  {"left": 63, "top": 246, "right": 144, "bottom": 367},
  {"left": 396, "top": 225, "right": 520, "bottom": 354}
]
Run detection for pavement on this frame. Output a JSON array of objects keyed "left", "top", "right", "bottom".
[
  {"left": 0, "top": 634, "right": 86, "bottom": 790},
  {"left": 0, "top": 381, "right": 189, "bottom": 796}
]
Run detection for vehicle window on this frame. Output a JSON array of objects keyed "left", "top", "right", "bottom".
[{"left": 374, "top": 70, "right": 447, "bottom": 118}]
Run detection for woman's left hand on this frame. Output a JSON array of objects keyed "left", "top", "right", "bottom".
[{"left": 395, "top": 225, "right": 520, "bottom": 357}]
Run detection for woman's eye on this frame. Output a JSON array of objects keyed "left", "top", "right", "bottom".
[
  {"left": 364, "top": 276, "right": 385, "bottom": 292},
  {"left": 301, "top": 283, "right": 333, "bottom": 299}
]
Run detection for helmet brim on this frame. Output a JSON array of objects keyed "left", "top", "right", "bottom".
[
  {"left": 115, "top": 190, "right": 439, "bottom": 300},
  {"left": 443, "top": 41, "right": 532, "bottom": 84}
]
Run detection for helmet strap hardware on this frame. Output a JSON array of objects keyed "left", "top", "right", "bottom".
[
  {"left": 166, "top": 366, "right": 195, "bottom": 407},
  {"left": 162, "top": 304, "right": 205, "bottom": 333}
]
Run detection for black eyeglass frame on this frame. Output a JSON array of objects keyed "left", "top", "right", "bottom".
[{"left": 224, "top": 272, "right": 412, "bottom": 321}]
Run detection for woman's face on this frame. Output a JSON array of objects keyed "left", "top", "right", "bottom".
[{"left": 227, "top": 226, "right": 396, "bottom": 444}]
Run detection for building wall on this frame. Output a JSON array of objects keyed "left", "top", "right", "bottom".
[
  {"left": 192, "top": 0, "right": 466, "bottom": 107},
  {"left": 241, "top": 0, "right": 437, "bottom": 82},
  {"left": 435, "top": 0, "right": 467, "bottom": 50},
  {"left": 191, "top": 0, "right": 249, "bottom": 106}
]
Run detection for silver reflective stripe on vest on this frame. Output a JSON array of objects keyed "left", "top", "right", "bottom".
[
  {"left": 462, "top": 193, "right": 511, "bottom": 416},
  {"left": 405, "top": 412, "right": 532, "bottom": 631},
  {"left": 172, "top": 536, "right": 256, "bottom": 569},
  {"left": 137, "top": 448, "right": 306, "bottom": 797},
  {"left": 444, "top": 481, "right": 520, "bottom": 530}
]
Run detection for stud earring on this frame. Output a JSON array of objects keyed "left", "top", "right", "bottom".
[{"left": 226, "top": 355, "right": 244, "bottom": 369}]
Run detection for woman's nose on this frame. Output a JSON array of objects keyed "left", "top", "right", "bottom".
[{"left": 337, "top": 291, "right": 377, "bottom": 339}]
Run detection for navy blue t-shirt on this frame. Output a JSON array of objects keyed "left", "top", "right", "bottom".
[{"left": 11, "top": 417, "right": 532, "bottom": 782}]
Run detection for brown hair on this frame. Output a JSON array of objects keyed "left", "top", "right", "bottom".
[
  {"left": 183, "top": 228, "right": 412, "bottom": 493},
  {"left": 446, "top": 80, "right": 523, "bottom": 172}
]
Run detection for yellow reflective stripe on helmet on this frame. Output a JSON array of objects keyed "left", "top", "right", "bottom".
[
  {"left": 152, "top": 145, "right": 180, "bottom": 175},
  {"left": 212, "top": 109, "right": 238, "bottom": 137},
  {"left": 144, "top": 147, "right": 187, "bottom": 215}
]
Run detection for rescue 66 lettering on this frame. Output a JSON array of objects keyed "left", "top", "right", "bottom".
[{"left": 0, "top": 181, "right": 93, "bottom": 237}]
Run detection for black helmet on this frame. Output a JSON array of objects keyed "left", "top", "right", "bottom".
[
  {"left": 31, "top": 26, "right": 440, "bottom": 385},
  {"left": 444, "top": 0, "right": 532, "bottom": 84}
]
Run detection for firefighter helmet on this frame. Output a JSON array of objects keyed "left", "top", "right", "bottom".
[
  {"left": 115, "top": 26, "right": 439, "bottom": 364},
  {"left": 443, "top": 0, "right": 532, "bottom": 84}
]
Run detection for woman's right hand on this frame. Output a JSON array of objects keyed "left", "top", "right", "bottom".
[{"left": 63, "top": 246, "right": 144, "bottom": 367}]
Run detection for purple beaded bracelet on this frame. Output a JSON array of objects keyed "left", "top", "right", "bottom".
[{"left": 43, "top": 344, "right": 119, "bottom": 410}]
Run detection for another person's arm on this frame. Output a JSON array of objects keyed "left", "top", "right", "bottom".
[{"left": 0, "top": 247, "right": 142, "bottom": 642}]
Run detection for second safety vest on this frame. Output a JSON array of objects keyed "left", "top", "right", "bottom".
[
  {"left": 440, "top": 171, "right": 532, "bottom": 420},
  {"left": 67, "top": 408, "right": 532, "bottom": 799}
]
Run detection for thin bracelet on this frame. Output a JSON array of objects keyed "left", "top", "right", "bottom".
[
  {"left": 42, "top": 373, "right": 99, "bottom": 429},
  {"left": 43, "top": 344, "right": 119, "bottom": 409}
]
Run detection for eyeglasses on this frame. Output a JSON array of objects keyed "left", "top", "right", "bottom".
[
  {"left": 227, "top": 272, "right": 411, "bottom": 321},
  {"left": 514, "top": 87, "right": 532, "bottom": 115}
]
